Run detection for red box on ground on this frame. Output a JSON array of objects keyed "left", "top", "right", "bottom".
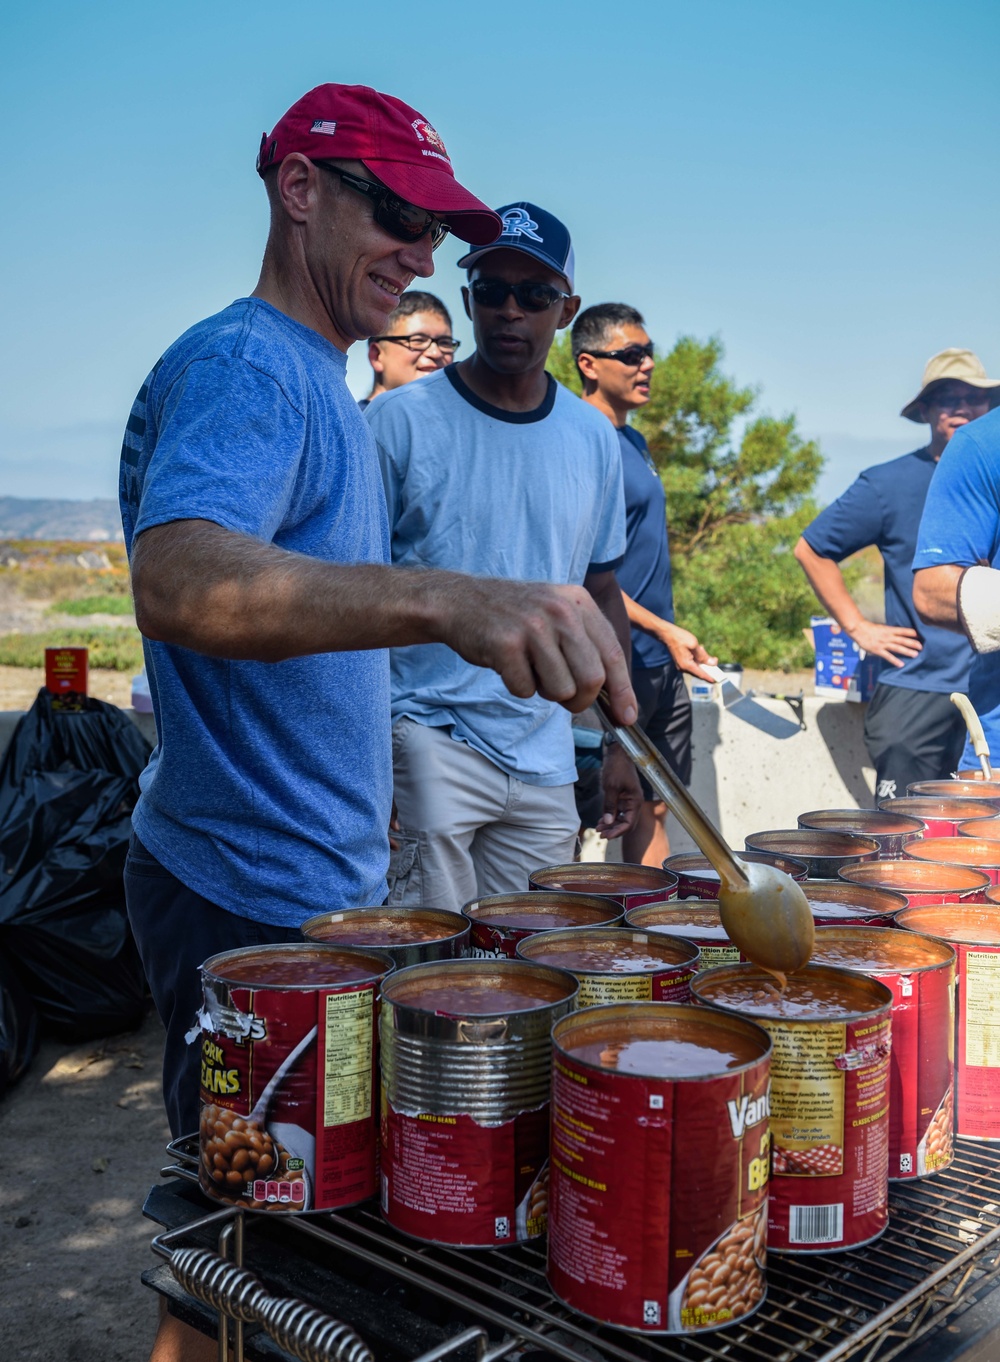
[{"left": 45, "top": 646, "right": 88, "bottom": 695}]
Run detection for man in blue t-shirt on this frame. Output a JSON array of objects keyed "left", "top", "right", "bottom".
[
  {"left": 367, "top": 204, "right": 642, "bottom": 911},
  {"left": 914, "top": 405, "right": 1000, "bottom": 765},
  {"left": 573, "top": 303, "right": 719, "bottom": 865},
  {"left": 795, "top": 350, "right": 997, "bottom": 800}
]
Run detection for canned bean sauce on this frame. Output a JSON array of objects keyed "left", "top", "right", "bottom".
[
  {"left": 517, "top": 926, "right": 698, "bottom": 1003},
  {"left": 807, "top": 927, "right": 956, "bottom": 1179},
  {"left": 626, "top": 901, "right": 744, "bottom": 968},
  {"left": 664, "top": 852, "right": 808, "bottom": 900},
  {"left": 198, "top": 943, "right": 392, "bottom": 1214},
  {"left": 528, "top": 862, "right": 678, "bottom": 910},
  {"left": 896, "top": 906, "right": 1000, "bottom": 1142},
  {"left": 380, "top": 959, "right": 577, "bottom": 1248},
  {"left": 694, "top": 964, "right": 893, "bottom": 1253},
  {"left": 547, "top": 1003, "right": 772, "bottom": 1335},
  {"left": 300, "top": 906, "right": 469, "bottom": 967},
  {"left": 462, "top": 891, "right": 620, "bottom": 959}
]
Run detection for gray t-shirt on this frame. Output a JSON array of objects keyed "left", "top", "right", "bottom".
[{"left": 367, "top": 365, "right": 626, "bottom": 786}]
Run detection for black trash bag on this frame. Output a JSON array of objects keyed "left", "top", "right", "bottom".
[
  {"left": 0, "top": 689, "right": 151, "bottom": 1040},
  {"left": 0, "top": 953, "right": 39, "bottom": 1096}
]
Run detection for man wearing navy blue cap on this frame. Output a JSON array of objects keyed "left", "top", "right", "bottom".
[{"left": 366, "top": 203, "right": 641, "bottom": 910}]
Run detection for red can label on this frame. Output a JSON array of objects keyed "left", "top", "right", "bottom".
[
  {"left": 381, "top": 1098, "right": 548, "bottom": 1245},
  {"left": 469, "top": 921, "right": 535, "bottom": 959},
  {"left": 198, "top": 982, "right": 378, "bottom": 1212},
  {"left": 45, "top": 645, "right": 88, "bottom": 695},
  {"left": 955, "top": 943, "right": 1000, "bottom": 1139},
  {"left": 547, "top": 1053, "right": 770, "bottom": 1333},
  {"left": 765, "top": 1011, "right": 891, "bottom": 1250}
]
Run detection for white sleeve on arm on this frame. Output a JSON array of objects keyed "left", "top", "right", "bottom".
[{"left": 959, "top": 566, "right": 1000, "bottom": 654}]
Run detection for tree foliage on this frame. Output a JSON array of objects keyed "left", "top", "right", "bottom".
[{"left": 548, "top": 332, "right": 825, "bottom": 669}]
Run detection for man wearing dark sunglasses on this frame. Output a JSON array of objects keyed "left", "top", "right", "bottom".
[
  {"left": 367, "top": 203, "right": 642, "bottom": 912},
  {"left": 120, "top": 91, "right": 638, "bottom": 1362},
  {"left": 574, "top": 303, "right": 719, "bottom": 866},
  {"left": 362, "top": 290, "right": 457, "bottom": 407}
]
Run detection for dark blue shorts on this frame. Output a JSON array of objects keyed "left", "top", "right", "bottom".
[{"left": 123, "top": 833, "right": 301, "bottom": 1138}]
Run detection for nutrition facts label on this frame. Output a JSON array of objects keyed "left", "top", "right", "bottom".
[
  {"left": 965, "top": 951, "right": 1000, "bottom": 1067},
  {"left": 323, "top": 990, "right": 373, "bottom": 1125}
]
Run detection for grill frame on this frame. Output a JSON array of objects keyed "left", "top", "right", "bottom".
[{"left": 150, "top": 1135, "right": 1000, "bottom": 1362}]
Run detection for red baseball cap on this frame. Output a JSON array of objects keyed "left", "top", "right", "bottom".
[{"left": 257, "top": 84, "right": 501, "bottom": 246}]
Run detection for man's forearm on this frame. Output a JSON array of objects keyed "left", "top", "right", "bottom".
[
  {"left": 793, "top": 537, "right": 865, "bottom": 631},
  {"left": 913, "top": 564, "right": 964, "bottom": 631},
  {"left": 622, "top": 591, "right": 669, "bottom": 642},
  {"left": 584, "top": 571, "right": 632, "bottom": 674}
]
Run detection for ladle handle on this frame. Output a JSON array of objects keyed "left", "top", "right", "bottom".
[
  {"left": 595, "top": 693, "right": 747, "bottom": 891},
  {"left": 951, "top": 692, "right": 993, "bottom": 780}
]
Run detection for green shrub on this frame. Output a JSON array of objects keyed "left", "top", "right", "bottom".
[{"left": 52, "top": 594, "right": 134, "bottom": 616}]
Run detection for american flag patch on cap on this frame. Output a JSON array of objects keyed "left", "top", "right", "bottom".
[{"left": 310, "top": 120, "right": 337, "bottom": 135}]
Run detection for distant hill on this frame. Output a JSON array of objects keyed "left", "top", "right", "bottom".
[{"left": 0, "top": 497, "right": 123, "bottom": 542}]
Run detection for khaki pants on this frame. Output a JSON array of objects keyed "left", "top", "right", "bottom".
[{"left": 389, "top": 718, "right": 579, "bottom": 913}]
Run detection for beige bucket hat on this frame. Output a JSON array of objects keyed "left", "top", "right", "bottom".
[{"left": 902, "top": 348, "right": 1000, "bottom": 422}]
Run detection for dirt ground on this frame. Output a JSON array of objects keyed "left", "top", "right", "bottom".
[
  {"left": 0, "top": 664, "right": 133, "bottom": 711},
  {"left": 0, "top": 1006, "right": 169, "bottom": 1362}
]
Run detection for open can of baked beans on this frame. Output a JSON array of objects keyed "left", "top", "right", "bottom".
[
  {"left": 625, "top": 901, "right": 743, "bottom": 968},
  {"left": 800, "top": 880, "right": 907, "bottom": 927},
  {"left": 807, "top": 926, "right": 955, "bottom": 1179},
  {"left": 744, "top": 829, "right": 879, "bottom": 880},
  {"left": 694, "top": 963, "right": 892, "bottom": 1253},
  {"left": 908, "top": 780, "right": 1000, "bottom": 805},
  {"left": 879, "top": 796, "right": 999, "bottom": 838},
  {"left": 904, "top": 836, "right": 1000, "bottom": 886},
  {"left": 663, "top": 851, "right": 808, "bottom": 900},
  {"left": 379, "top": 958, "right": 577, "bottom": 1247},
  {"left": 516, "top": 926, "right": 699, "bottom": 1004},
  {"left": 300, "top": 906, "right": 469, "bottom": 967},
  {"left": 797, "top": 808, "right": 924, "bottom": 860},
  {"left": 462, "top": 891, "right": 620, "bottom": 959},
  {"left": 198, "top": 943, "right": 392, "bottom": 1213},
  {"left": 527, "top": 861, "right": 678, "bottom": 909},
  {"left": 839, "top": 859, "right": 991, "bottom": 905},
  {"left": 896, "top": 905, "right": 1000, "bottom": 1142},
  {"left": 547, "top": 1002, "right": 771, "bottom": 1334},
  {"left": 960, "top": 816, "right": 1000, "bottom": 841}
]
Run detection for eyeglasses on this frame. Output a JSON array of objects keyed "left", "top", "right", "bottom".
[
  {"left": 370, "top": 333, "right": 461, "bottom": 354},
  {"left": 469, "top": 279, "right": 571, "bottom": 311},
  {"left": 315, "top": 164, "right": 451, "bottom": 250},
  {"left": 583, "top": 342, "right": 655, "bottom": 367},
  {"left": 926, "top": 386, "right": 991, "bottom": 411}
]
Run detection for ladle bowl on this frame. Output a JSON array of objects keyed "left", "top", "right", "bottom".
[{"left": 717, "top": 858, "right": 815, "bottom": 975}]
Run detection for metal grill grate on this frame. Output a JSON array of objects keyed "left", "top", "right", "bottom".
[{"left": 156, "top": 1137, "right": 1000, "bottom": 1362}]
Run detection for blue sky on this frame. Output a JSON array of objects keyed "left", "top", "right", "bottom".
[{"left": 2, "top": 0, "right": 997, "bottom": 503}]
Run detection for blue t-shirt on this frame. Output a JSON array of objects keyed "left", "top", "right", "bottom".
[
  {"left": 615, "top": 424, "right": 673, "bottom": 670},
  {"left": 914, "top": 408, "right": 1000, "bottom": 765},
  {"left": 119, "top": 299, "right": 392, "bottom": 927},
  {"left": 367, "top": 365, "right": 626, "bottom": 786},
  {"left": 802, "top": 447, "right": 972, "bottom": 694}
]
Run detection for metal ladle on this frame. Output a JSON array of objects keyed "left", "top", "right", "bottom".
[{"left": 596, "top": 693, "right": 814, "bottom": 974}]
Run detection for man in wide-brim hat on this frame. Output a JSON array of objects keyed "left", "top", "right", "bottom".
[{"left": 795, "top": 349, "right": 999, "bottom": 801}]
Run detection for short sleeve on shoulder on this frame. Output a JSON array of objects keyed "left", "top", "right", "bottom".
[
  {"left": 587, "top": 424, "right": 627, "bottom": 572},
  {"left": 803, "top": 472, "right": 885, "bottom": 561},
  {"left": 134, "top": 357, "right": 306, "bottom": 541},
  {"left": 915, "top": 420, "right": 1000, "bottom": 569}
]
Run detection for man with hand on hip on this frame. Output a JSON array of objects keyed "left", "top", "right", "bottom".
[
  {"left": 574, "top": 302, "right": 718, "bottom": 864},
  {"left": 367, "top": 203, "right": 641, "bottom": 911},
  {"left": 795, "top": 350, "right": 995, "bottom": 800}
]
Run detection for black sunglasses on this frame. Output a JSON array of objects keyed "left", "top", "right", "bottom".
[
  {"left": 370, "top": 333, "right": 461, "bottom": 354},
  {"left": 469, "top": 279, "right": 570, "bottom": 312},
  {"left": 584, "top": 342, "right": 655, "bottom": 367},
  {"left": 315, "top": 164, "right": 451, "bottom": 250}
]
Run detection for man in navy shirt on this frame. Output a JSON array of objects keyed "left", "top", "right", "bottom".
[
  {"left": 575, "top": 303, "right": 718, "bottom": 864},
  {"left": 795, "top": 349, "right": 996, "bottom": 800}
]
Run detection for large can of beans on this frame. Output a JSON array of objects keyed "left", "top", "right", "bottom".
[
  {"left": 528, "top": 862, "right": 678, "bottom": 909},
  {"left": 896, "top": 905, "right": 1000, "bottom": 1142},
  {"left": 879, "top": 796, "right": 999, "bottom": 838},
  {"left": 379, "top": 958, "right": 577, "bottom": 1247},
  {"left": 800, "top": 880, "right": 907, "bottom": 927},
  {"left": 797, "top": 809, "right": 924, "bottom": 860},
  {"left": 904, "top": 836, "right": 1000, "bottom": 885},
  {"left": 908, "top": 780, "right": 1000, "bottom": 805},
  {"left": 516, "top": 927, "right": 699, "bottom": 1004},
  {"left": 198, "top": 943, "right": 392, "bottom": 1213},
  {"left": 744, "top": 829, "right": 879, "bottom": 880},
  {"left": 548, "top": 1002, "right": 772, "bottom": 1335},
  {"left": 807, "top": 926, "right": 955, "bottom": 1179},
  {"left": 462, "top": 891, "right": 620, "bottom": 959},
  {"left": 693, "top": 964, "right": 892, "bottom": 1253},
  {"left": 664, "top": 851, "right": 808, "bottom": 900},
  {"left": 960, "top": 817, "right": 1000, "bottom": 840},
  {"left": 300, "top": 906, "right": 469, "bottom": 967},
  {"left": 626, "top": 901, "right": 743, "bottom": 968},
  {"left": 839, "top": 859, "right": 991, "bottom": 905}
]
